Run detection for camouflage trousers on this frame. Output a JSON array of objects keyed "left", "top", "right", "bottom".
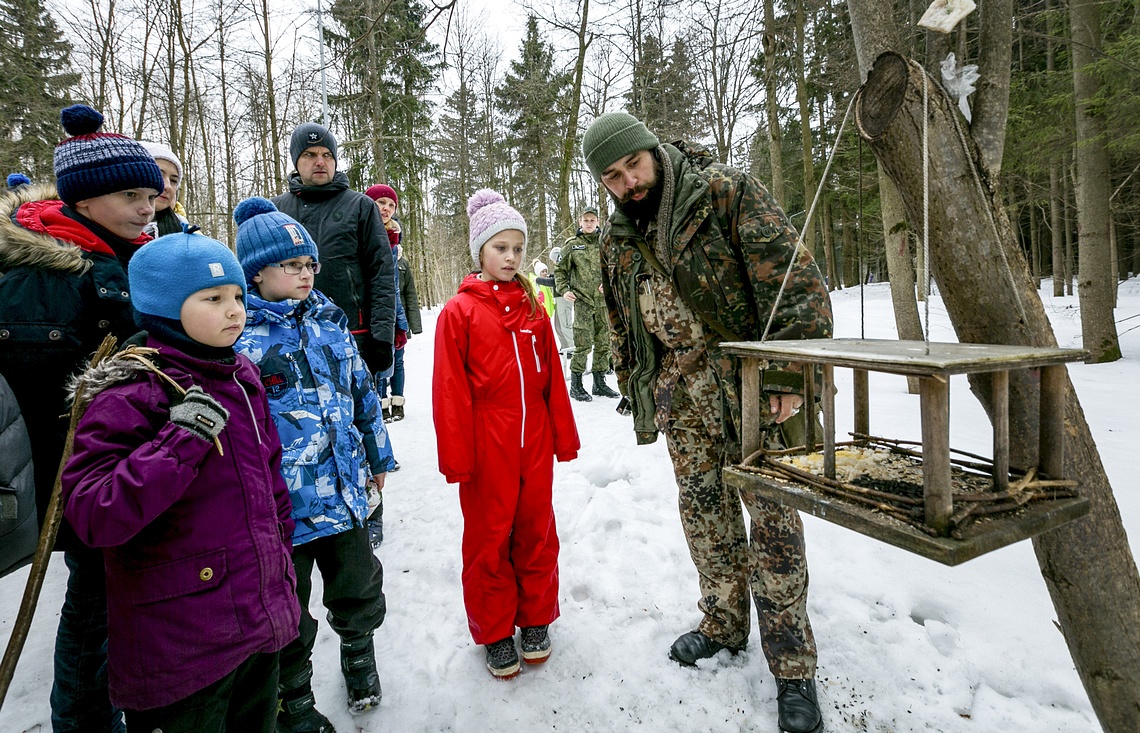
[
  {"left": 662, "top": 387, "right": 817, "bottom": 679},
  {"left": 570, "top": 302, "right": 611, "bottom": 374}
]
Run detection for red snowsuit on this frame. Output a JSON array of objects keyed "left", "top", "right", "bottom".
[{"left": 433, "top": 274, "right": 580, "bottom": 644}]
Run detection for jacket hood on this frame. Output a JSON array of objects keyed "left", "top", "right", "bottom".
[
  {"left": 0, "top": 183, "right": 90, "bottom": 276},
  {"left": 285, "top": 171, "right": 351, "bottom": 201}
]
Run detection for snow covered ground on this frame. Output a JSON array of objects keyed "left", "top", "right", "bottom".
[{"left": 2, "top": 278, "right": 1136, "bottom": 733}]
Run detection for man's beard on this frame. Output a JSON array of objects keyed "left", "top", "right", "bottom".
[{"left": 614, "top": 157, "right": 664, "bottom": 223}]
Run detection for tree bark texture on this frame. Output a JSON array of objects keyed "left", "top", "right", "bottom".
[
  {"left": 973, "top": 0, "right": 1013, "bottom": 180},
  {"left": 1070, "top": 0, "right": 1122, "bottom": 363},
  {"left": 855, "top": 52, "right": 1140, "bottom": 733}
]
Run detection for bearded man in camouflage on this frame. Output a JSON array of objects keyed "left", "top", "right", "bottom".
[{"left": 583, "top": 112, "right": 831, "bottom": 733}]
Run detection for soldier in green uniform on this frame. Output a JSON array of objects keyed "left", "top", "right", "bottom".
[
  {"left": 583, "top": 112, "right": 832, "bottom": 733},
  {"left": 554, "top": 206, "right": 620, "bottom": 401}
]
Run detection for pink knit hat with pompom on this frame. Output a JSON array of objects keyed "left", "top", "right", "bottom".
[{"left": 467, "top": 188, "right": 528, "bottom": 265}]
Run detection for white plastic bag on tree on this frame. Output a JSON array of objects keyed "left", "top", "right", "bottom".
[{"left": 940, "top": 52, "right": 980, "bottom": 122}]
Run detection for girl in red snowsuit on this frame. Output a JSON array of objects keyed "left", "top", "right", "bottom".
[{"left": 433, "top": 189, "right": 580, "bottom": 679}]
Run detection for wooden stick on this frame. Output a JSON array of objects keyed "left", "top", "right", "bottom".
[
  {"left": 758, "top": 456, "right": 924, "bottom": 506},
  {"left": 0, "top": 335, "right": 118, "bottom": 709}
]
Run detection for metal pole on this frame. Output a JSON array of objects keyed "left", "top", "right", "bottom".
[{"left": 316, "top": 0, "right": 329, "bottom": 126}]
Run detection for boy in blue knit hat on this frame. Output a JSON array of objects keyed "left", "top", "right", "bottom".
[
  {"left": 232, "top": 197, "right": 394, "bottom": 732},
  {"left": 0, "top": 103, "right": 163, "bottom": 733},
  {"left": 61, "top": 232, "right": 300, "bottom": 732}
]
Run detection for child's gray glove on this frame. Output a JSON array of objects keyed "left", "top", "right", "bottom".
[{"left": 170, "top": 386, "right": 229, "bottom": 442}]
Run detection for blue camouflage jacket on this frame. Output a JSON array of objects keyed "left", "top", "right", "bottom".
[{"left": 236, "top": 289, "right": 395, "bottom": 546}]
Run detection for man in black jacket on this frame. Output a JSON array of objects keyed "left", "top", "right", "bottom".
[{"left": 273, "top": 123, "right": 396, "bottom": 375}]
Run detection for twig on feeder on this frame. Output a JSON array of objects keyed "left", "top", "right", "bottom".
[
  {"left": 851, "top": 432, "right": 1031, "bottom": 477},
  {"left": 757, "top": 457, "right": 924, "bottom": 506}
]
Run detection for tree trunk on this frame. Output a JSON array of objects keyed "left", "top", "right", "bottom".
[
  {"left": 1050, "top": 164, "right": 1064, "bottom": 297},
  {"left": 879, "top": 170, "right": 922, "bottom": 394},
  {"left": 794, "top": 0, "right": 816, "bottom": 257},
  {"left": 972, "top": 0, "right": 1012, "bottom": 180},
  {"left": 846, "top": 0, "right": 922, "bottom": 374},
  {"left": 855, "top": 52, "right": 1140, "bottom": 733},
  {"left": 761, "top": 0, "right": 785, "bottom": 203},
  {"left": 555, "top": 0, "right": 590, "bottom": 240},
  {"left": 1070, "top": 0, "right": 1121, "bottom": 363}
]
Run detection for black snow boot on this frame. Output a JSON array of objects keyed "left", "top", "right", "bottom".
[
  {"left": 340, "top": 636, "right": 382, "bottom": 714},
  {"left": 569, "top": 372, "right": 592, "bottom": 402},
  {"left": 277, "top": 662, "right": 336, "bottom": 733},
  {"left": 591, "top": 371, "right": 619, "bottom": 398},
  {"left": 776, "top": 678, "right": 823, "bottom": 733},
  {"left": 668, "top": 630, "right": 745, "bottom": 666}
]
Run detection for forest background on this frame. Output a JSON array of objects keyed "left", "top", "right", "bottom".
[{"left": 3, "top": 0, "right": 1138, "bottom": 317}]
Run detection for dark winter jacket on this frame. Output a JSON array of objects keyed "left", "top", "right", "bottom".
[
  {"left": 236, "top": 289, "right": 395, "bottom": 546},
  {"left": 61, "top": 337, "right": 300, "bottom": 710},
  {"left": 0, "top": 184, "right": 151, "bottom": 551},
  {"left": 0, "top": 372, "right": 36, "bottom": 579},
  {"left": 398, "top": 255, "right": 422, "bottom": 334},
  {"left": 272, "top": 172, "right": 396, "bottom": 369},
  {"left": 433, "top": 275, "right": 579, "bottom": 483}
]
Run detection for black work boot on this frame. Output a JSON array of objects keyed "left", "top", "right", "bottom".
[
  {"left": 340, "top": 636, "right": 381, "bottom": 714},
  {"left": 591, "top": 371, "right": 619, "bottom": 398},
  {"left": 668, "top": 630, "right": 745, "bottom": 666},
  {"left": 569, "top": 372, "right": 592, "bottom": 402},
  {"left": 277, "top": 662, "right": 335, "bottom": 733},
  {"left": 776, "top": 678, "right": 823, "bottom": 733}
]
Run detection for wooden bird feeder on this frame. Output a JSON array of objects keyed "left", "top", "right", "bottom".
[{"left": 722, "top": 339, "right": 1090, "bottom": 565}]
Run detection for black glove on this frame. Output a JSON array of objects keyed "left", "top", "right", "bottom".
[
  {"left": 170, "top": 386, "right": 229, "bottom": 442},
  {"left": 372, "top": 341, "right": 394, "bottom": 374}
]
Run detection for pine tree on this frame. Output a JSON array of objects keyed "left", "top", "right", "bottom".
[
  {"left": 496, "top": 16, "right": 570, "bottom": 253},
  {"left": 0, "top": 0, "right": 78, "bottom": 181}
]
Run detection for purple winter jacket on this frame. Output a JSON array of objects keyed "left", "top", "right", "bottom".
[{"left": 62, "top": 337, "right": 300, "bottom": 710}]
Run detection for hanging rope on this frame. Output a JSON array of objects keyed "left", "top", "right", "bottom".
[
  {"left": 858, "top": 135, "right": 865, "bottom": 339},
  {"left": 762, "top": 94, "right": 856, "bottom": 342},
  {"left": 922, "top": 65, "right": 932, "bottom": 354}
]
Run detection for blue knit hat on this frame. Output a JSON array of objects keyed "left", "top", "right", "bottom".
[
  {"left": 233, "top": 197, "right": 320, "bottom": 283},
  {"left": 53, "top": 105, "right": 164, "bottom": 207},
  {"left": 129, "top": 233, "right": 247, "bottom": 321}
]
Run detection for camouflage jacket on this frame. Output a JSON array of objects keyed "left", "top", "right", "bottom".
[
  {"left": 554, "top": 230, "right": 603, "bottom": 308},
  {"left": 236, "top": 289, "right": 395, "bottom": 546},
  {"left": 600, "top": 141, "right": 833, "bottom": 448}
]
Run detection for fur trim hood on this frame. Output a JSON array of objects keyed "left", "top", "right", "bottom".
[
  {"left": 67, "top": 346, "right": 155, "bottom": 409},
  {"left": 0, "top": 183, "right": 90, "bottom": 276}
]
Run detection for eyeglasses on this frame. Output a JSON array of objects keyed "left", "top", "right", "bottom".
[{"left": 268, "top": 261, "right": 321, "bottom": 275}]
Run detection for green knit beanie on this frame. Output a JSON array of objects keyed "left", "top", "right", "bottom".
[{"left": 582, "top": 112, "right": 660, "bottom": 181}]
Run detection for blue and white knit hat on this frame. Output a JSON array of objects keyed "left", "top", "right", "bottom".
[
  {"left": 467, "top": 189, "right": 527, "bottom": 266},
  {"left": 233, "top": 197, "right": 320, "bottom": 284},
  {"left": 129, "top": 233, "right": 247, "bottom": 320},
  {"left": 53, "top": 105, "right": 164, "bottom": 207}
]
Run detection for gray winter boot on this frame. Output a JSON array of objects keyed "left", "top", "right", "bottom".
[
  {"left": 569, "top": 372, "right": 592, "bottom": 402},
  {"left": 591, "top": 371, "right": 619, "bottom": 398}
]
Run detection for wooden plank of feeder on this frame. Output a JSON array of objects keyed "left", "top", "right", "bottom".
[
  {"left": 721, "top": 339, "right": 1087, "bottom": 376},
  {"left": 1039, "top": 365, "right": 1066, "bottom": 479},
  {"left": 741, "top": 357, "right": 762, "bottom": 462},
  {"left": 853, "top": 368, "right": 869, "bottom": 436},
  {"left": 920, "top": 375, "right": 952, "bottom": 534},
  {"left": 822, "top": 364, "right": 836, "bottom": 480},
  {"left": 724, "top": 467, "right": 1089, "bottom": 565},
  {"left": 992, "top": 370, "right": 1010, "bottom": 492}
]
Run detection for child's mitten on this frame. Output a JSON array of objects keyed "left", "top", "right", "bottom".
[{"left": 170, "top": 386, "right": 229, "bottom": 442}]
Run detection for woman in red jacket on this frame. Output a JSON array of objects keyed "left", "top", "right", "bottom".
[{"left": 433, "top": 189, "right": 579, "bottom": 680}]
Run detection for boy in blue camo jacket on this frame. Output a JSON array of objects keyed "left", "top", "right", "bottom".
[{"left": 233, "top": 197, "right": 395, "bottom": 733}]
